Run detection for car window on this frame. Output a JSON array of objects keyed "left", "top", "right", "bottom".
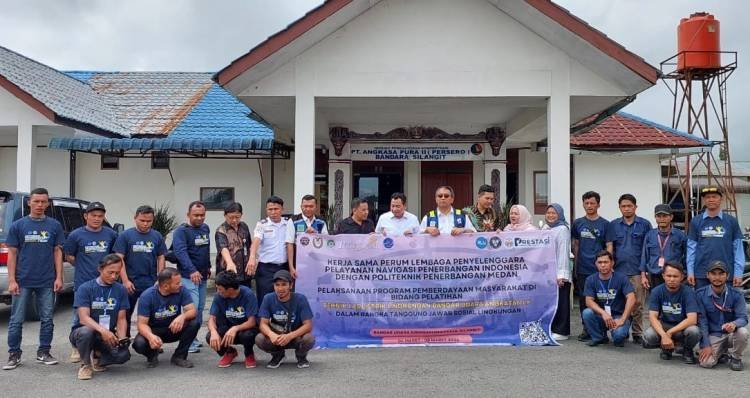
[
  {"left": 57, "top": 203, "right": 85, "bottom": 233},
  {"left": 0, "top": 195, "right": 12, "bottom": 240}
]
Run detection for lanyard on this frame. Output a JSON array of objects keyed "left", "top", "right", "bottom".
[
  {"left": 656, "top": 231, "right": 670, "bottom": 256},
  {"left": 712, "top": 289, "right": 730, "bottom": 326},
  {"left": 599, "top": 277, "right": 612, "bottom": 305},
  {"left": 99, "top": 285, "right": 114, "bottom": 316}
]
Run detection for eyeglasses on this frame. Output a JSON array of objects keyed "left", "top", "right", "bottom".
[{"left": 436, "top": 194, "right": 452, "bottom": 198}]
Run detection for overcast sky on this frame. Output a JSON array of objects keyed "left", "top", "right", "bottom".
[{"left": 1, "top": 0, "right": 748, "bottom": 160}]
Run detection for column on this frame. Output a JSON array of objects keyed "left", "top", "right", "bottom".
[
  {"left": 294, "top": 95, "right": 315, "bottom": 210},
  {"left": 547, "top": 57, "right": 571, "bottom": 221},
  {"left": 484, "top": 143, "right": 507, "bottom": 204},
  {"left": 404, "top": 161, "right": 421, "bottom": 216},
  {"left": 16, "top": 123, "right": 35, "bottom": 192},
  {"left": 328, "top": 158, "right": 351, "bottom": 228}
]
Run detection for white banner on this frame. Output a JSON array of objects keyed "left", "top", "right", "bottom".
[{"left": 349, "top": 143, "right": 484, "bottom": 161}]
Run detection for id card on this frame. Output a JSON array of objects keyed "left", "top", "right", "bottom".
[
  {"left": 658, "top": 257, "right": 665, "bottom": 268},
  {"left": 98, "top": 314, "right": 110, "bottom": 329},
  {"left": 604, "top": 306, "right": 612, "bottom": 316}
]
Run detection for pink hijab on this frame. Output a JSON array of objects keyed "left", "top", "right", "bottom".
[{"left": 504, "top": 204, "right": 537, "bottom": 231}]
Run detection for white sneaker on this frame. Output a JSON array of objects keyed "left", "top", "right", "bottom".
[{"left": 552, "top": 333, "right": 569, "bottom": 341}]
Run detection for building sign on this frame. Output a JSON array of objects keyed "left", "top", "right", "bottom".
[{"left": 349, "top": 143, "right": 484, "bottom": 161}]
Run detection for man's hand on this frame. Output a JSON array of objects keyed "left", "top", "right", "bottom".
[
  {"left": 641, "top": 273, "right": 650, "bottom": 289},
  {"left": 102, "top": 330, "right": 119, "bottom": 347},
  {"left": 699, "top": 346, "right": 713, "bottom": 363},
  {"left": 403, "top": 230, "right": 413, "bottom": 237},
  {"left": 124, "top": 280, "right": 136, "bottom": 295},
  {"left": 221, "top": 327, "right": 238, "bottom": 347},
  {"left": 722, "top": 322, "right": 737, "bottom": 333},
  {"left": 289, "top": 267, "right": 298, "bottom": 279},
  {"left": 557, "top": 278, "right": 565, "bottom": 287},
  {"left": 661, "top": 334, "right": 674, "bottom": 350},
  {"left": 451, "top": 228, "right": 465, "bottom": 236},
  {"left": 305, "top": 227, "right": 316, "bottom": 234},
  {"left": 8, "top": 280, "right": 19, "bottom": 296},
  {"left": 246, "top": 258, "right": 257, "bottom": 276},
  {"left": 274, "top": 333, "right": 292, "bottom": 347},
  {"left": 611, "top": 317, "right": 625, "bottom": 330},
  {"left": 169, "top": 315, "right": 186, "bottom": 334},
  {"left": 602, "top": 313, "right": 616, "bottom": 329},
  {"left": 425, "top": 227, "right": 439, "bottom": 237},
  {"left": 209, "top": 331, "right": 222, "bottom": 351},
  {"left": 190, "top": 271, "right": 202, "bottom": 285},
  {"left": 147, "top": 334, "right": 163, "bottom": 350},
  {"left": 53, "top": 278, "right": 63, "bottom": 293},
  {"left": 225, "top": 261, "right": 237, "bottom": 274},
  {"left": 733, "top": 276, "right": 743, "bottom": 287},
  {"left": 687, "top": 275, "right": 696, "bottom": 286}
]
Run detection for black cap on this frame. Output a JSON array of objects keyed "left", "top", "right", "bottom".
[
  {"left": 707, "top": 260, "right": 728, "bottom": 273},
  {"left": 273, "top": 270, "right": 293, "bottom": 283},
  {"left": 700, "top": 186, "right": 723, "bottom": 197},
  {"left": 654, "top": 204, "right": 672, "bottom": 215},
  {"left": 85, "top": 202, "right": 106, "bottom": 213}
]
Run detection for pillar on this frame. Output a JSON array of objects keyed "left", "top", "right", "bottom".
[
  {"left": 16, "top": 123, "right": 35, "bottom": 192},
  {"left": 547, "top": 57, "right": 571, "bottom": 221},
  {"left": 294, "top": 95, "right": 315, "bottom": 210}
]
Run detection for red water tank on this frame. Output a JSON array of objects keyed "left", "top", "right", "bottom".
[{"left": 677, "top": 12, "right": 721, "bottom": 71}]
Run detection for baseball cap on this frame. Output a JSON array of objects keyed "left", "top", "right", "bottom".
[
  {"left": 654, "top": 204, "right": 672, "bottom": 215},
  {"left": 700, "top": 186, "right": 723, "bottom": 197},
  {"left": 707, "top": 260, "right": 728, "bottom": 273},
  {"left": 85, "top": 202, "right": 106, "bottom": 213},
  {"left": 273, "top": 270, "right": 293, "bottom": 283}
]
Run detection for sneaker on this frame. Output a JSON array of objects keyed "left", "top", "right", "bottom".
[
  {"left": 146, "top": 355, "right": 159, "bottom": 368},
  {"left": 70, "top": 348, "right": 81, "bottom": 363},
  {"left": 296, "top": 356, "right": 310, "bottom": 369},
  {"left": 244, "top": 354, "right": 257, "bottom": 369},
  {"left": 718, "top": 353, "right": 729, "bottom": 364},
  {"left": 91, "top": 353, "right": 107, "bottom": 372},
  {"left": 586, "top": 337, "right": 609, "bottom": 347},
  {"left": 577, "top": 331, "right": 591, "bottom": 341},
  {"left": 266, "top": 353, "right": 285, "bottom": 369},
  {"left": 659, "top": 350, "right": 673, "bottom": 360},
  {"left": 3, "top": 353, "right": 21, "bottom": 370},
  {"left": 683, "top": 353, "right": 697, "bottom": 365},
  {"left": 218, "top": 349, "right": 238, "bottom": 368},
  {"left": 188, "top": 345, "right": 200, "bottom": 354},
  {"left": 171, "top": 357, "right": 194, "bottom": 368},
  {"left": 632, "top": 336, "right": 644, "bottom": 345},
  {"left": 551, "top": 333, "right": 569, "bottom": 341},
  {"left": 36, "top": 351, "right": 58, "bottom": 365},
  {"left": 77, "top": 364, "right": 93, "bottom": 380},
  {"left": 730, "top": 358, "right": 744, "bottom": 371}
]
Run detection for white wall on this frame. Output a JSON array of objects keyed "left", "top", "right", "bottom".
[
  {"left": 259, "top": 157, "right": 294, "bottom": 215},
  {"left": 736, "top": 193, "right": 750, "bottom": 230},
  {"left": 0, "top": 148, "right": 16, "bottom": 189},
  {"left": 0, "top": 147, "right": 68, "bottom": 195}
]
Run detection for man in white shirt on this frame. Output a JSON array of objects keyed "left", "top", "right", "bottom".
[
  {"left": 375, "top": 193, "right": 420, "bottom": 237},
  {"left": 248, "top": 196, "right": 295, "bottom": 304},
  {"left": 420, "top": 186, "right": 476, "bottom": 236}
]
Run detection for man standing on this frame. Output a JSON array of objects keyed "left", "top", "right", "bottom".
[
  {"left": 256, "top": 270, "right": 315, "bottom": 369},
  {"left": 69, "top": 254, "right": 130, "bottom": 380},
  {"left": 113, "top": 205, "right": 167, "bottom": 336},
  {"left": 420, "top": 186, "right": 476, "bottom": 236},
  {"left": 640, "top": 204, "right": 686, "bottom": 289},
  {"left": 64, "top": 201, "right": 118, "bottom": 362},
  {"left": 375, "top": 193, "right": 420, "bottom": 237},
  {"left": 464, "top": 185, "right": 501, "bottom": 232},
  {"left": 215, "top": 202, "right": 252, "bottom": 289},
  {"left": 288, "top": 194, "right": 328, "bottom": 237},
  {"left": 582, "top": 251, "right": 636, "bottom": 347},
  {"left": 571, "top": 191, "right": 609, "bottom": 341},
  {"left": 4, "top": 187, "right": 64, "bottom": 370},
  {"left": 249, "top": 196, "right": 294, "bottom": 304},
  {"left": 606, "top": 193, "right": 652, "bottom": 345},
  {"left": 642, "top": 262, "right": 700, "bottom": 364},
  {"left": 696, "top": 261, "right": 748, "bottom": 371},
  {"left": 206, "top": 271, "right": 259, "bottom": 369},
  {"left": 687, "top": 186, "right": 745, "bottom": 289},
  {"left": 172, "top": 201, "right": 211, "bottom": 354},
  {"left": 132, "top": 268, "right": 199, "bottom": 368},
  {"left": 335, "top": 198, "right": 375, "bottom": 234}
]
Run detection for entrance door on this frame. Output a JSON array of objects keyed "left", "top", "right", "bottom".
[
  {"left": 353, "top": 162, "right": 404, "bottom": 222},
  {"left": 420, "top": 161, "right": 473, "bottom": 216}
]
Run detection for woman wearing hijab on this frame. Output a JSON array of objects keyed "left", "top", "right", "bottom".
[
  {"left": 503, "top": 204, "right": 537, "bottom": 232},
  {"left": 542, "top": 203, "right": 572, "bottom": 340}
]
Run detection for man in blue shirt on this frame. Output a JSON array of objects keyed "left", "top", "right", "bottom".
[
  {"left": 113, "top": 205, "right": 167, "bottom": 337},
  {"left": 696, "top": 260, "right": 748, "bottom": 371},
  {"left": 640, "top": 204, "right": 686, "bottom": 289},
  {"left": 572, "top": 191, "right": 609, "bottom": 341},
  {"left": 132, "top": 268, "right": 198, "bottom": 368},
  {"left": 172, "top": 201, "right": 210, "bottom": 353},
  {"left": 687, "top": 186, "right": 745, "bottom": 289},
  {"left": 642, "top": 262, "right": 699, "bottom": 364},
  {"left": 256, "top": 270, "right": 315, "bottom": 369},
  {"left": 207, "top": 271, "right": 259, "bottom": 369},
  {"left": 582, "top": 250, "right": 636, "bottom": 347},
  {"left": 63, "top": 201, "right": 118, "bottom": 363},
  {"left": 3, "top": 187, "right": 65, "bottom": 370},
  {"left": 606, "top": 193, "right": 652, "bottom": 344},
  {"left": 69, "top": 254, "right": 130, "bottom": 380}
]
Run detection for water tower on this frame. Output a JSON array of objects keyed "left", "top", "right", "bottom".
[{"left": 661, "top": 12, "right": 738, "bottom": 224}]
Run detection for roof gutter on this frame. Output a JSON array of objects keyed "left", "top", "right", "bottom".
[{"left": 570, "top": 95, "right": 636, "bottom": 135}]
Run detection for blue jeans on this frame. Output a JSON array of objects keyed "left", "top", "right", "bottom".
[
  {"left": 182, "top": 277, "right": 206, "bottom": 345},
  {"left": 582, "top": 308, "right": 631, "bottom": 344},
  {"left": 8, "top": 287, "right": 55, "bottom": 354}
]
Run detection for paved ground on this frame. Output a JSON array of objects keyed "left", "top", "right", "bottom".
[{"left": 0, "top": 292, "right": 746, "bottom": 397}]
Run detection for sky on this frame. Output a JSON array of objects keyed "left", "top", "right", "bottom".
[{"left": 0, "top": 0, "right": 748, "bottom": 160}]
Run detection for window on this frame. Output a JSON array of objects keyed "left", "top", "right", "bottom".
[
  {"left": 100, "top": 154, "right": 119, "bottom": 170},
  {"left": 200, "top": 187, "right": 235, "bottom": 210},
  {"left": 57, "top": 204, "right": 85, "bottom": 233},
  {"left": 533, "top": 171, "right": 548, "bottom": 215},
  {"left": 151, "top": 151, "right": 170, "bottom": 169}
]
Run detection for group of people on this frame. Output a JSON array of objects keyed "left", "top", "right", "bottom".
[{"left": 3, "top": 183, "right": 748, "bottom": 379}]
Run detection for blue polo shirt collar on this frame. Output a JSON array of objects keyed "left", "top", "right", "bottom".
[{"left": 702, "top": 210, "right": 724, "bottom": 220}]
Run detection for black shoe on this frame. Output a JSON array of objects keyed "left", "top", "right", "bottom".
[
  {"left": 3, "top": 352, "right": 21, "bottom": 370},
  {"left": 170, "top": 357, "right": 194, "bottom": 368},
  {"left": 266, "top": 353, "right": 285, "bottom": 369},
  {"left": 613, "top": 340, "right": 625, "bottom": 347},
  {"left": 632, "top": 336, "right": 644, "bottom": 345},
  {"left": 577, "top": 331, "right": 591, "bottom": 341},
  {"left": 730, "top": 358, "right": 744, "bottom": 371},
  {"left": 660, "top": 350, "right": 673, "bottom": 360},
  {"left": 718, "top": 353, "right": 729, "bottom": 364},
  {"left": 35, "top": 351, "right": 58, "bottom": 365},
  {"left": 683, "top": 353, "right": 697, "bottom": 365},
  {"left": 586, "top": 337, "right": 609, "bottom": 347},
  {"left": 146, "top": 355, "right": 159, "bottom": 368},
  {"left": 296, "top": 356, "right": 310, "bottom": 369}
]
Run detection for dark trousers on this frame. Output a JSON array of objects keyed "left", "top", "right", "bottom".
[
  {"left": 574, "top": 273, "right": 591, "bottom": 332},
  {"left": 69, "top": 326, "right": 130, "bottom": 366},
  {"left": 132, "top": 319, "right": 199, "bottom": 360},
  {"left": 206, "top": 327, "right": 258, "bottom": 357},
  {"left": 255, "top": 333, "right": 315, "bottom": 358},
  {"left": 255, "top": 262, "right": 288, "bottom": 304},
  {"left": 552, "top": 281, "right": 571, "bottom": 336},
  {"left": 125, "top": 287, "right": 147, "bottom": 337}
]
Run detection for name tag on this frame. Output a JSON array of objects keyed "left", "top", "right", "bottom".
[
  {"left": 98, "top": 314, "right": 111, "bottom": 329},
  {"left": 263, "top": 228, "right": 276, "bottom": 239},
  {"left": 604, "top": 305, "right": 612, "bottom": 316}
]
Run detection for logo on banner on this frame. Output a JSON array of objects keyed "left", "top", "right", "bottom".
[
  {"left": 504, "top": 239, "right": 514, "bottom": 247},
  {"left": 489, "top": 236, "right": 502, "bottom": 249},
  {"left": 313, "top": 237, "right": 323, "bottom": 248},
  {"left": 475, "top": 237, "right": 488, "bottom": 249},
  {"left": 514, "top": 236, "right": 552, "bottom": 248},
  {"left": 299, "top": 237, "right": 310, "bottom": 246},
  {"left": 327, "top": 240, "right": 336, "bottom": 248},
  {"left": 383, "top": 238, "right": 394, "bottom": 249}
]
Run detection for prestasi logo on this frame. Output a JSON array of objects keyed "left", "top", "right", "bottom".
[
  {"left": 383, "top": 238, "right": 394, "bottom": 249},
  {"left": 513, "top": 236, "right": 551, "bottom": 247},
  {"left": 475, "top": 237, "right": 488, "bottom": 249}
]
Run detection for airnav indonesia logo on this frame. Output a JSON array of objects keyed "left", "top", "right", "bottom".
[
  {"left": 383, "top": 238, "right": 394, "bottom": 249},
  {"left": 475, "top": 237, "right": 488, "bottom": 249}
]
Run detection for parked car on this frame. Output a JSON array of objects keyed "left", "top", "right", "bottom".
[{"left": 0, "top": 191, "right": 122, "bottom": 320}]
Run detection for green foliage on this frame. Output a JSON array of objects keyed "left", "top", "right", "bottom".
[{"left": 152, "top": 203, "right": 178, "bottom": 238}]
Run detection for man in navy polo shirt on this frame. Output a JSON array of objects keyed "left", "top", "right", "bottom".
[
  {"left": 207, "top": 271, "right": 259, "bottom": 369},
  {"left": 64, "top": 201, "right": 118, "bottom": 362},
  {"left": 114, "top": 205, "right": 167, "bottom": 337},
  {"left": 582, "top": 250, "right": 636, "bottom": 347},
  {"left": 696, "top": 261, "right": 748, "bottom": 371},
  {"left": 606, "top": 193, "right": 652, "bottom": 344},
  {"left": 640, "top": 204, "right": 686, "bottom": 289},
  {"left": 172, "top": 201, "right": 211, "bottom": 353},
  {"left": 571, "top": 191, "right": 609, "bottom": 341},
  {"left": 132, "top": 268, "right": 198, "bottom": 368},
  {"left": 642, "top": 262, "right": 699, "bottom": 364},
  {"left": 687, "top": 186, "right": 744, "bottom": 289},
  {"left": 3, "top": 187, "right": 65, "bottom": 370}
]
